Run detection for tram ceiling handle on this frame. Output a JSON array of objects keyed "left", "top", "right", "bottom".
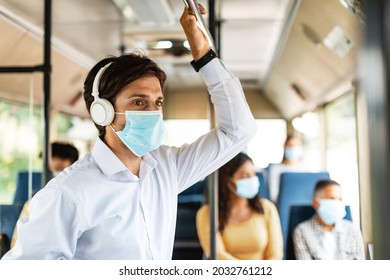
[{"left": 182, "top": 0, "right": 216, "bottom": 52}]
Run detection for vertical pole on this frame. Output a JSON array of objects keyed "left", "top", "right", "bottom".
[
  {"left": 42, "top": 0, "right": 52, "bottom": 185},
  {"left": 360, "top": 0, "right": 390, "bottom": 259},
  {"left": 207, "top": 0, "right": 218, "bottom": 260}
]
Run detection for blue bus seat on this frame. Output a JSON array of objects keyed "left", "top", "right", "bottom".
[
  {"left": 13, "top": 171, "right": 42, "bottom": 206},
  {"left": 256, "top": 171, "right": 269, "bottom": 200},
  {"left": 0, "top": 204, "right": 24, "bottom": 242},
  {"left": 285, "top": 204, "right": 352, "bottom": 260},
  {"left": 178, "top": 178, "right": 207, "bottom": 204},
  {"left": 276, "top": 171, "right": 330, "bottom": 257},
  {"left": 172, "top": 201, "right": 203, "bottom": 260},
  {"left": 0, "top": 232, "right": 10, "bottom": 258}
]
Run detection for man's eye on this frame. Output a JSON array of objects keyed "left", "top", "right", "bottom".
[
  {"left": 134, "top": 100, "right": 144, "bottom": 106},
  {"left": 156, "top": 100, "right": 164, "bottom": 106}
]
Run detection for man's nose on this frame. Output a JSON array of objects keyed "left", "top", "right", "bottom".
[{"left": 147, "top": 103, "right": 160, "bottom": 111}]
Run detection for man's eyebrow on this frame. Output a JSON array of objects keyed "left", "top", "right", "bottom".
[
  {"left": 127, "top": 94, "right": 164, "bottom": 99},
  {"left": 127, "top": 94, "right": 150, "bottom": 99}
]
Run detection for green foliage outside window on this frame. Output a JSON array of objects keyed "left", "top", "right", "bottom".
[{"left": 0, "top": 101, "right": 42, "bottom": 204}]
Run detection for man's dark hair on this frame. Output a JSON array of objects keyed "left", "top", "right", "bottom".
[
  {"left": 313, "top": 179, "right": 340, "bottom": 197},
  {"left": 83, "top": 52, "right": 167, "bottom": 140},
  {"left": 51, "top": 142, "right": 79, "bottom": 164}
]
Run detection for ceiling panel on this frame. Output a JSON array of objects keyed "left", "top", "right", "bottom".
[{"left": 264, "top": 0, "right": 363, "bottom": 119}]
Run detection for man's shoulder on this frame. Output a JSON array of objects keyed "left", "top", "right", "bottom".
[
  {"left": 63, "top": 153, "right": 96, "bottom": 175},
  {"left": 47, "top": 153, "right": 98, "bottom": 187},
  {"left": 295, "top": 216, "right": 316, "bottom": 232},
  {"left": 337, "top": 219, "right": 361, "bottom": 233}
]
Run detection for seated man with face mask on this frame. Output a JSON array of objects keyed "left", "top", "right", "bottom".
[{"left": 292, "top": 179, "right": 365, "bottom": 260}]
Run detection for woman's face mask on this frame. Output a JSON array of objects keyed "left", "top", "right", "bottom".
[
  {"left": 317, "top": 199, "right": 346, "bottom": 225},
  {"left": 230, "top": 176, "right": 260, "bottom": 199},
  {"left": 112, "top": 110, "right": 164, "bottom": 157}
]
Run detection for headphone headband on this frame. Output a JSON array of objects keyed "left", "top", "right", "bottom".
[
  {"left": 92, "top": 62, "right": 113, "bottom": 100},
  {"left": 90, "top": 62, "right": 115, "bottom": 126}
]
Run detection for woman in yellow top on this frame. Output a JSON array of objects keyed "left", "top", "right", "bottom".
[{"left": 196, "top": 152, "right": 283, "bottom": 260}]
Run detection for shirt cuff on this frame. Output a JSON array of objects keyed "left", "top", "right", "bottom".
[{"left": 199, "top": 59, "right": 234, "bottom": 87}]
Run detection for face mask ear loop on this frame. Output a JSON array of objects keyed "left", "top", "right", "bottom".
[
  {"left": 110, "top": 124, "right": 117, "bottom": 133},
  {"left": 110, "top": 111, "right": 126, "bottom": 133}
]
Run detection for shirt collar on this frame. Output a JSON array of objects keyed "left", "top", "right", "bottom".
[
  {"left": 92, "top": 137, "right": 128, "bottom": 177},
  {"left": 139, "top": 152, "right": 158, "bottom": 181},
  {"left": 91, "top": 137, "right": 158, "bottom": 178}
]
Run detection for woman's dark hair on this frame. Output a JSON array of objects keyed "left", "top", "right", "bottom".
[
  {"left": 206, "top": 152, "right": 264, "bottom": 232},
  {"left": 83, "top": 52, "right": 167, "bottom": 139}
]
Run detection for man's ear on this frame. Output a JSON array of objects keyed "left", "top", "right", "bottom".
[{"left": 312, "top": 197, "right": 320, "bottom": 209}]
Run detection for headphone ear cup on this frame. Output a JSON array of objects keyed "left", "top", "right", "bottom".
[{"left": 90, "top": 98, "right": 115, "bottom": 126}]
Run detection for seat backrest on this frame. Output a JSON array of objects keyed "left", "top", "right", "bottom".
[
  {"left": 13, "top": 171, "right": 42, "bottom": 206},
  {"left": 276, "top": 171, "right": 330, "bottom": 256},
  {"left": 178, "top": 179, "right": 207, "bottom": 204},
  {"left": 0, "top": 232, "right": 10, "bottom": 258},
  {"left": 0, "top": 204, "right": 24, "bottom": 241},
  {"left": 256, "top": 171, "right": 269, "bottom": 200},
  {"left": 285, "top": 204, "right": 352, "bottom": 260},
  {"left": 172, "top": 201, "right": 203, "bottom": 259}
]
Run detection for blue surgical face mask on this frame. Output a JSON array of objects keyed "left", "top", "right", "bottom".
[
  {"left": 317, "top": 199, "right": 346, "bottom": 225},
  {"left": 231, "top": 176, "right": 260, "bottom": 199},
  {"left": 284, "top": 146, "right": 303, "bottom": 160},
  {"left": 112, "top": 110, "right": 164, "bottom": 157}
]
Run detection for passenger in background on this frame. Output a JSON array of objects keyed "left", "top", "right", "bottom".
[
  {"left": 266, "top": 135, "right": 307, "bottom": 203},
  {"left": 10, "top": 141, "right": 79, "bottom": 248},
  {"left": 48, "top": 142, "right": 79, "bottom": 177},
  {"left": 196, "top": 152, "right": 283, "bottom": 260},
  {"left": 293, "top": 179, "right": 365, "bottom": 260}
]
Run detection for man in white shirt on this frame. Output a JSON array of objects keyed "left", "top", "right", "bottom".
[{"left": 3, "top": 6, "right": 256, "bottom": 260}]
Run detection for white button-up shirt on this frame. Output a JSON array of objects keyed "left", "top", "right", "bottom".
[{"left": 3, "top": 59, "right": 256, "bottom": 260}]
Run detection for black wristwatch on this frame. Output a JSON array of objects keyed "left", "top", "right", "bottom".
[{"left": 190, "top": 49, "right": 218, "bottom": 72}]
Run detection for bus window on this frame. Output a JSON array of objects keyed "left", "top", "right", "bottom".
[
  {"left": 324, "top": 91, "right": 360, "bottom": 224},
  {"left": 0, "top": 100, "right": 42, "bottom": 204},
  {"left": 292, "top": 111, "right": 322, "bottom": 171},
  {"left": 53, "top": 112, "right": 97, "bottom": 156},
  {"left": 162, "top": 119, "right": 210, "bottom": 147},
  {"left": 246, "top": 119, "right": 287, "bottom": 169}
]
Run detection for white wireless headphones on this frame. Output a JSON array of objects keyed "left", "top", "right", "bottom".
[{"left": 90, "top": 62, "right": 115, "bottom": 126}]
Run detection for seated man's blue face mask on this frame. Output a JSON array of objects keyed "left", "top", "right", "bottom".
[
  {"left": 111, "top": 110, "right": 164, "bottom": 157},
  {"left": 317, "top": 199, "right": 346, "bottom": 225}
]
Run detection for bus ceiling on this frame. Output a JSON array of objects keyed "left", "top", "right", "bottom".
[{"left": 0, "top": 0, "right": 363, "bottom": 121}]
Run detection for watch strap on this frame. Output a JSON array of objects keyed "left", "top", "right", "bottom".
[{"left": 190, "top": 49, "right": 218, "bottom": 72}]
